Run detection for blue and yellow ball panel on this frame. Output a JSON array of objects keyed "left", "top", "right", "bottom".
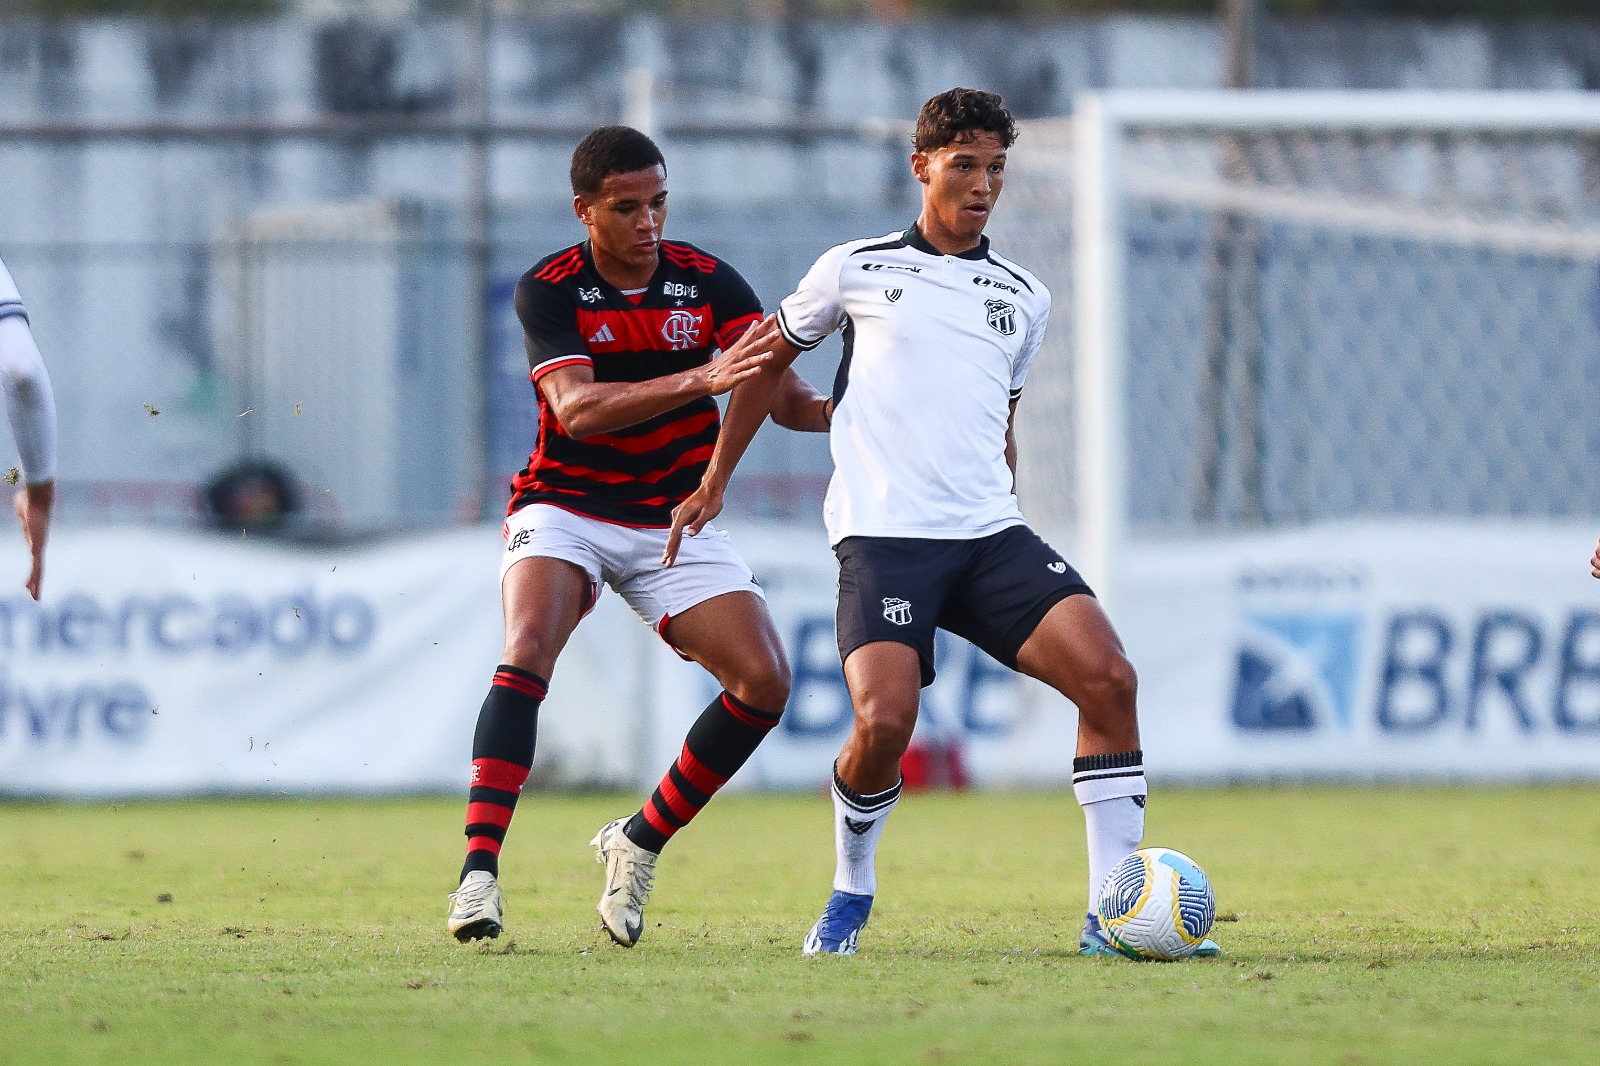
[{"left": 1096, "top": 847, "right": 1216, "bottom": 961}]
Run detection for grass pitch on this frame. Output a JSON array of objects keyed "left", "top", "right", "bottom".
[{"left": 2, "top": 787, "right": 1598, "bottom": 1064}]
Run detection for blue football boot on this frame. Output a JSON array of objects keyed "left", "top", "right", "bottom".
[
  {"left": 802, "top": 890, "right": 874, "bottom": 955},
  {"left": 1081, "top": 912, "right": 1224, "bottom": 959},
  {"left": 1079, "top": 912, "right": 1125, "bottom": 957}
]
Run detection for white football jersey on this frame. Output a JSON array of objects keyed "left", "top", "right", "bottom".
[
  {"left": 778, "top": 227, "right": 1049, "bottom": 546},
  {"left": 0, "top": 255, "right": 57, "bottom": 484}
]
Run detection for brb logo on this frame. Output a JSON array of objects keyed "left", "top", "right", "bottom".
[
  {"left": 1230, "top": 565, "right": 1600, "bottom": 735},
  {"left": 1232, "top": 610, "right": 1363, "bottom": 731},
  {"left": 661, "top": 309, "right": 702, "bottom": 350}
]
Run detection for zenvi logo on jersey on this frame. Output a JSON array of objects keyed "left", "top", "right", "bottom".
[
  {"left": 973, "top": 275, "right": 1019, "bottom": 295},
  {"left": 1047, "top": 561, "right": 1067, "bottom": 574},
  {"left": 885, "top": 288, "right": 902, "bottom": 302},
  {"left": 882, "top": 597, "right": 913, "bottom": 626},
  {"left": 985, "top": 299, "right": 1017, "bottom": 336},
  {"left": 661, "top": 309, "right": 703, "bottom": 350}
]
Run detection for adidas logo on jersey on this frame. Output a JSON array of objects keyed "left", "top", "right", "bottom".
[{"left": 588, "top": 324, "right": 615, "bottom": 344}]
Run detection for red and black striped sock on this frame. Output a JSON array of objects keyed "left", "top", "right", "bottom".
[
  {"left": 624, "top": 690, "right": 782, "bottom": 853},
  {"left": 460, "top": 664, "right": 547, "bottom": 881}
]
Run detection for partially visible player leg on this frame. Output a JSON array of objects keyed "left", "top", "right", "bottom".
[
  {"left": 804, "top": 641, "right": 921, "bottom": 955},
  {"left": 1015, "top": 593, "right": 1219, "bottom": 958},
  {"left": 628, "top": 590, "right": 790, "bottom": 851},
  {"left": 449, "top": 556, "right": 589, "bottom": 943},
  {"left": 592, "top": 589, "right": 790, "bottom": 947}
]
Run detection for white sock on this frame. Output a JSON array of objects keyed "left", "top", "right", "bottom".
[
  {"left": 1073, "top": 750, "right": 1147, "bottom": 918},
  {"left": 830, "top": 764, "right": 902, "bottom": 897}
]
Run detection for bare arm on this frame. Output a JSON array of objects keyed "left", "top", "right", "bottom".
[
  {"left": 538, "top": 315, "right": 775, "bottom": 439},
  {"left": 770, "top": 367, "right": 831, "bottom": 434},
  {"left": 1006, "top": 401, "right": 1019, "bottom": 488},
  {"left": 15, "top": 481, "right": 51, "bottom": 600},
  {"left": 663, "top": 317, "right": 802, "bottom": 564},
  {"left": 1004, "top": 396, "right": 1017, "bottom": 492},
  {"left": 1591, "top": 536, "right": 1599, "bottom": 579}
]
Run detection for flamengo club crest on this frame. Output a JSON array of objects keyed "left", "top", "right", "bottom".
[
  {"left": 985, "top": 298, "right": 1017, "bottom": 336},
  {"left": 661, "top": 309, "right": 703, "bottom": 350},
  {"left": 882, "top": 597, "right": 913, "bottom": 626}
]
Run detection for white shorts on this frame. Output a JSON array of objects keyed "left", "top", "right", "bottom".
[{"left": 499, "top": 503, "right": 764, "bottom": 638}]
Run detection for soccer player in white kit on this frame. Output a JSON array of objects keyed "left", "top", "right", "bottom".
[
  {"left": 667, "top": 89, "right": 1219, "bottom": 959},
  {"left": 0, "top": 256, "right": 58, "bottom": 601}
]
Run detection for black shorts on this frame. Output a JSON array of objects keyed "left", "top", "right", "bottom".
[{"left": 834, "top": 524, "right": 1094, "bottom": 687}]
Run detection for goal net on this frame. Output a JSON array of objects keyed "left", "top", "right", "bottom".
[{"left": 991, "top": 92, "right": 1600, "bottom": 595}]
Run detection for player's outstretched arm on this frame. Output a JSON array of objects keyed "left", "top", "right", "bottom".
[
  {"left": 664, "top": 320, "right": 802, "bottom": 565},
  {"left": 538, "top": 316, "right": 776, "bottom": 439},
  {"left": 1591, "top": 536, "right": 1599, "bottom": 579}
]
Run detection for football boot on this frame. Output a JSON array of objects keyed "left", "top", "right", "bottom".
[
  {"left": 802, "top": 890, "right": 874, "bottom": 956},
  {"left": 590, "top": 817, "right": 659, "bottom": 947},
  {"left": 447, "top": 870, "right": 505, "bottom": 942}
]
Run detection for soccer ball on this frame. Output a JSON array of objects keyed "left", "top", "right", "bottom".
[{"left": 1095, "top": 847, "right": 1216, "bottom": 961}]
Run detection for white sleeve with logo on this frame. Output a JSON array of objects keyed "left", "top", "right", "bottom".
[
  {"left": 1009, "top": 284, "right": 1051, "bottom": 402},
  {"left": 776, "top": 242, "right": 851, "bottom": 352},
  {"left": 0, "top": 256, "right": 58, "bottom": 484}
]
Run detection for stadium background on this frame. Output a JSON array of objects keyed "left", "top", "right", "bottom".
[{"left": 2, "top": 0, "right": 1600, "bottom": 799}]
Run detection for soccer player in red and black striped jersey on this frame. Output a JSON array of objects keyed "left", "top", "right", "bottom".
[{"left": 447, "top": 126, "right": 831, "bottom": 947}]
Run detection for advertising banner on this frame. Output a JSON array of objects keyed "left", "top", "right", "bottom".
[
  {"left": 3, "top": 520, "right": 1598, "bottom": 797},
  {"left": 1117, "top": 522, "right": 1600, "bottom": 781},
  {"left": 0, "top": 528, "right": 501, "bottom": 796}
]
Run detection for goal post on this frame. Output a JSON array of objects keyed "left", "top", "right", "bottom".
[{"left": 997, "top": 91, "right": 1600, "bottom": 604}]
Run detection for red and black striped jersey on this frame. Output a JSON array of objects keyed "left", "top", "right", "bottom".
[{"left": 507, "top": 239, "right": 763, "bottom": 527}]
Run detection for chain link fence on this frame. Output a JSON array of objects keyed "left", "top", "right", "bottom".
[
  {"left": 998, "top": 98, "right": 1600, "bottom": 578},
  {"left": 0, "top": 122, "right": 916, "bottom": 532}
]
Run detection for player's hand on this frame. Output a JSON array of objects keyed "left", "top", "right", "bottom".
[
  {"left": 1591, "top": 536, "right": 1599, "bottom": 579},
  {"left": 15, "top": 480, "right": 53, "bottom": 601},
  {"left": 702, "top": 314, "right": 780, "bottom": 397},
  {"left": 664, "top": 482, "right": 725, "bottom": 566}
]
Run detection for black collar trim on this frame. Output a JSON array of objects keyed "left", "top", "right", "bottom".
[{"left": 902, "top": 225, "right": 990, "bottom": 261}]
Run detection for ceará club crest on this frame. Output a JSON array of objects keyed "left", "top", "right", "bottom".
[
  {"left": 985, "top": 298, "right": 1017, "bottom": 336},
  {"left": 881, "top": 597, "right": 913, "bottom": 626}
]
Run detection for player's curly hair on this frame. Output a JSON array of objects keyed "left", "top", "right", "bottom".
[
  {"left": 570, "top": 126, "right": 667, "bottom": 197},
  {"left": 914, "top": 88, "right": 1018, "bottom": 154}
]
